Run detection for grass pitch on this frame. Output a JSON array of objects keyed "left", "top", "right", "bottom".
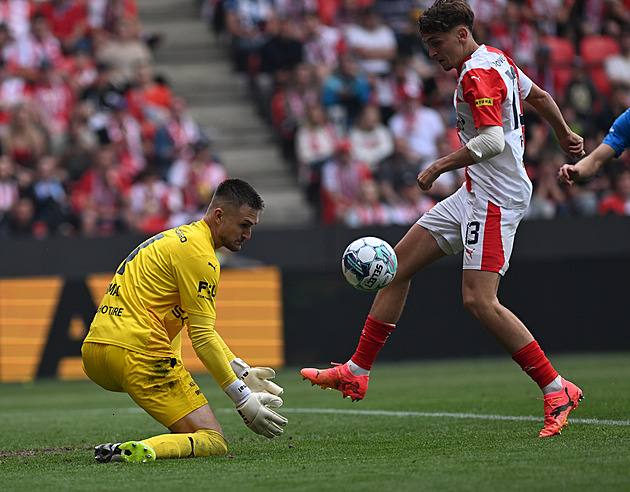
[{"left": 1, "top": 353, "right": 629, "bottom": 491}]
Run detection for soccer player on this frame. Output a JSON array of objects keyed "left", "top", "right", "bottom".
[
  {"left": 301, "top": 0, "right": 586, "bottom": 437},
  {"left": 558, "top": 107, "right": 630, "bottom": 185},
  {"left": 82, "top": 178, "right": 288, "bottom": 463}
]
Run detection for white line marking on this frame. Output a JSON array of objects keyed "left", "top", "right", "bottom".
[
  {"left": 277, "top": 408, "right": 630, "bottom": 426},
  {"left": 8, "top": 407, "right": 628, "bottom": 427}
]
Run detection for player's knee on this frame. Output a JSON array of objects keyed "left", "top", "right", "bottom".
[{"left": 462, "top": 292, "right": 486, "bottom": 318}]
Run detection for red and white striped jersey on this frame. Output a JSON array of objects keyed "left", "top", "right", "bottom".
[{"left": 455, "top": 45, "right": 533, "bottom": 208}]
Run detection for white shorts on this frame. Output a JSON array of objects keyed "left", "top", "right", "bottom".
[{"left": 417, "top": 186, "right": 527, "bottom": 275}]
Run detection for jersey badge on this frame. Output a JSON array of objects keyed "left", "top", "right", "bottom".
[{"left": 475, "top": 98, "right": 493, "bottom": 107}]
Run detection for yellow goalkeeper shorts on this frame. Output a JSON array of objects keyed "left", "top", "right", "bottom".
[{"left": 82, "top": 342, "right": 209, "bottom": 428}]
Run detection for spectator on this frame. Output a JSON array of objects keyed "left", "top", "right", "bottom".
[
  {"left": 387, "top": 89, "right": 456, "bottom": 200},
  {"left": 378, "top": 55, "right": 423, "bottom": 122},
  {"left": 62, "top": 47, "right": 98, "bottom": 95},
  {"left": 375, "top": 136, "right": 418, "bottom": 205},
  {"left": 487, "top": 0, "right": 537, "bottom": 72},
  {"left": 154, "top": 95, "right": 202, "bottom": 177},
  {"left": 126, "top": 59, "right": 173, "bottom": 133},
  {"left": 70, "top": 144, "right": 127, "bottom": 235},
  {"left": 0, "top": 57, "right": 28, "bottom": 125},
  {"left": 167, "top": 137, "right": 229, "bottom": 225},
  {"left": 93, "top": 92, "right": 145, "bottom": 181},
  {"left": 319, "top": 138, "right": 372, "bottom": 224},
  {"left": 563, "top": 57, "right": 600, "bottom": 132},
  {"left": 0, "top": 0, "right": 32, "bottom": 41},
  {"left": 374, "top": 0, "right": 423, "bottom": 38},
  {"left": 223, "top": 0, "right": 276, "bottom": 87},
  {"left": 101, "top": 0, "right": 140, "bottom": 35},
  {"left": 343, "top": 177, "right": 393, "bottom": 227},
  {"left": 4, "top": 195, "right": 43, "bottom": 237},
  {"left": 604, "top": 26, "right": 630, "bottom": 98},
  {"left": 126, "top": 168, "right": 182, "bottom": 235},
  {"left": 598, "top": 167, "right": 630, "bottom": 215},
  {"left": 294, "top": 101, "right": 338, "bottom": 211},
  {"left": 37, "top": 0, "right": 89, "bottom": 54},
  {"left": 0, "top": 154, "right": 19, "bottom": 233},
  {"left": 301, "top": 10, "right": 344, "bottom": 82},
  {"left": 0, "top": 22, "right": 17, "bottom": 67},
  {"left": 31, "top": 154, "right": 71, "bottom": 234},
  {"left": 1, "top": 103, "right": 48, "bottom": 170},
  {"left": 526, "top": 151, "right": 570, "bottom": 219},
  {"left": 348, "top": 103, "right": 393, "bottom": 171},
  {"left": 95, "top": 16, "right": 152, "bottom": 86},
  {"left": 321, "top": 53, "right": 370, "bottom": 131},
  {"left": 270, "top": 62, "right": 319, "bottom": 161},
  {"left": 58, "top": 113, "right": 99, "bottom": 182},
  {"left": 10, "top": 12, "right": 64, "bottom": 80},
  {"left": 79, "top": 61, "right": 122, "bottom": 116},
  {"left": 389, "top": 174, "right": 435, "bottom": 225},
  {"left": 274, "top": 0, "right": 318, "bottom": 25},
  {"left": 254, "top": 14, "right": 303, "bottom": 122},
  {"left": 343, "top": 6, "right": 397, "bottom": 115},
  {"left": 31, "top": 59, "right": 76, "bottom": 153}
]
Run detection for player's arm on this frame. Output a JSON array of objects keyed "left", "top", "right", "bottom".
[
  {"left": 188, "top": 313, "right": 288, "bottom": 437},
  {"left": 417, "top": 126, "right": 502, "bottom": 190},
  {"left": 558, "top": 143, "right": 617, "bottom": 185},
  {"left": 525, "top": 82, "right": 584, "bottom": 158}
]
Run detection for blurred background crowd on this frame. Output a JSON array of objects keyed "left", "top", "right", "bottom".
[{"left": 1, "top": 0, "right": 630, "bottom": 238}]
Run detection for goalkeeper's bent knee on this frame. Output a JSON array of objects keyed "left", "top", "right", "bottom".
[{"left": 141, "top": 429, "right": 227, "bottom": 459}]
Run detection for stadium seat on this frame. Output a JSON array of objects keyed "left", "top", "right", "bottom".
[
  {"left": 539, "top": 36, "right": 576, "bottom": 95},
  {"left": 579, "top": 35, "right": 621, "bottom": 96}
]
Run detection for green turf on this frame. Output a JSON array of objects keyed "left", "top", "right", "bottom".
[{"left": 1, "top": 353, "right": 628, "bottom": 491}]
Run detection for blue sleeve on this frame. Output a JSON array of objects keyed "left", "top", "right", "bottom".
[{"left": 602, "top": 108, "right": 630, "bottom": 158}]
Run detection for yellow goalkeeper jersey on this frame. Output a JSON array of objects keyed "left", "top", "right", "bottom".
[{"left": 85, "top": 220, "right": 220, "bottom": 357}]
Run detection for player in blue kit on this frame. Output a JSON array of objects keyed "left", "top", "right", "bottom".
[{"left": 558, "top": 108, "right": 630, "bottom": 185}]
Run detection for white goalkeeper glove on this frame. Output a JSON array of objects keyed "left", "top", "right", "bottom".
[
  {"left": 243, "top": 367, "right": 284, "bottom": 396},
  {"left": 236, "top": 392, "right": 288, "bottom": 438},
  {"left": 230, "top": 358, "right": 284, "bottom": 396}
]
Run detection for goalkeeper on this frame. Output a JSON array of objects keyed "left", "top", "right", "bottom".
[{"left": 82, "top": 178, "right": 287, "bottom": 463}]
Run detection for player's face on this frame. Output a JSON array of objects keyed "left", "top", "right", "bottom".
[
  {"left": 218, "top": 205, "right": 259, "bottom": 252},
  {"left": 422, "top": 28, "right": 465, "bottom": 71}
]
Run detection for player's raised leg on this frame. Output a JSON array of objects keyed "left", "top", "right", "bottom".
[{"left": 301, "top": 225, "right": 446, "bottom": 400}]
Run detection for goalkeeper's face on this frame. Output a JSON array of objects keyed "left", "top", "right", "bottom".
[{"left": 216, "top": 204, "right": 259, "bottom": 252}]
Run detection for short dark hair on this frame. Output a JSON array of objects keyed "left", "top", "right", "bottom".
[
  {"left": 212, "top": 178, "right": 264, "bottom": 211},
  {"left": 418, "top": 0, "right": 475, "bottom": 36}
]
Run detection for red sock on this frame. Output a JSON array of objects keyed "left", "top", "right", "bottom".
[
  {"left": 512, "top": 341, "right": 558, "bottom": 389},
  {"left": 350, "top": 315, "right": 395, "bottom": 371}
]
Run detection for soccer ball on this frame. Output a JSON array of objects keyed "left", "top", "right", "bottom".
[{"left": 341, "top": 237, "right": 398, "bottom": 292}]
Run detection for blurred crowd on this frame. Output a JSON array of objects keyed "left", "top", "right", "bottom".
[
  {"left": 0, "top": 0, "right": 228, "bottom": 238},
  {"left": 204, "top": 0, "right": 630, "bottom": 227},
  {"left": 2, "top": 1, "right": 630, "bottom": 239}
]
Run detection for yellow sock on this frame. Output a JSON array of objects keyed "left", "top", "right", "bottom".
[{"left": 141, "top": 429, "right": 228, "bottom": 459}]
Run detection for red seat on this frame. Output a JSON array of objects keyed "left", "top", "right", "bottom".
[
  {"left": 539, "top": 36, "right": 576, "bottom": 94},
  {"left": 579, "top": 35, "right": 621, "bottom": 96}
]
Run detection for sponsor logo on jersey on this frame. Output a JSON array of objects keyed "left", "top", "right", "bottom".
[
  {"left": 98, "top": 304, "right": 124, "bottom": 316},
  {"left": 475, "top": 98, "right": 493, "bottom": 107},
  {"left": 174, "top": 227, "right": 187, "bottom": 243},
  {"left": 172, "top": 304, "right": 189, "bottom": 326},
  {"left": 197, "top": 280, "right": 217, "bottom": 300},
  {"left": 106, "top": 283, "right": 121, "bottom": 296}
]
